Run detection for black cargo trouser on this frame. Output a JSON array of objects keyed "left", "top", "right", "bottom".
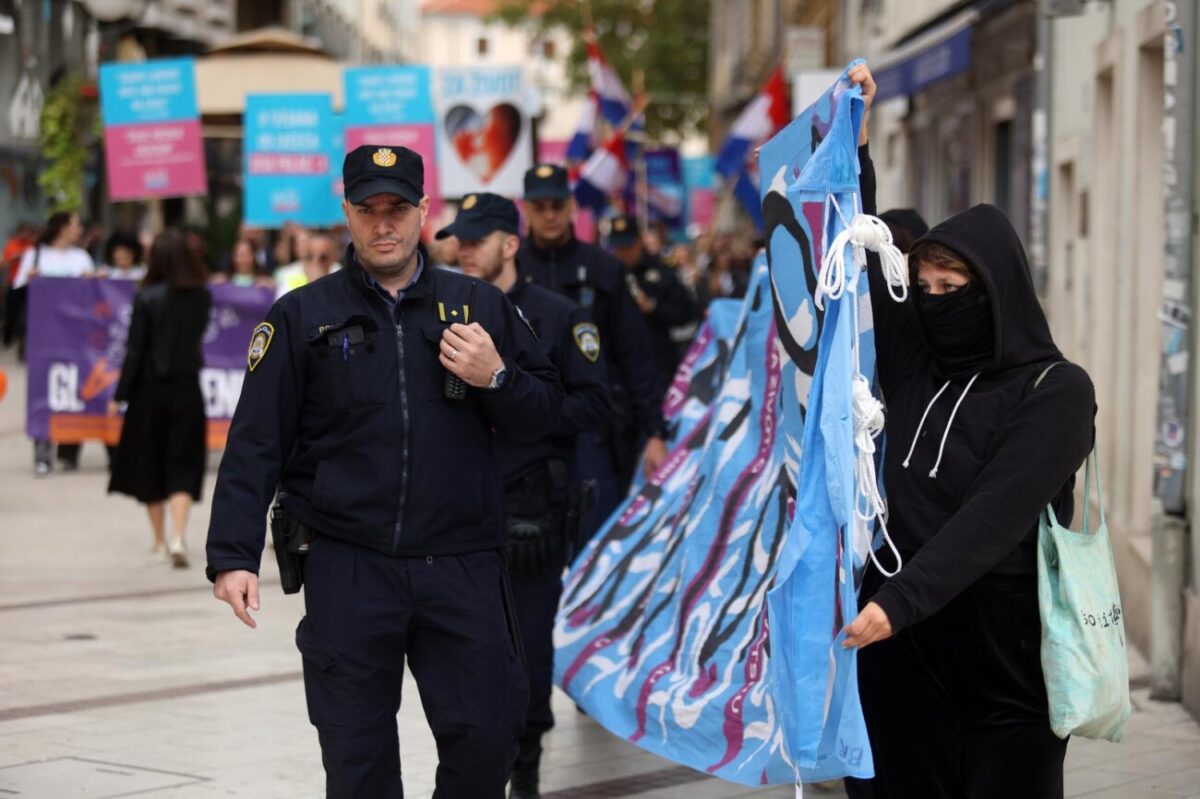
[
  {"left": 846, "top": 565, "right": 1067, "bottom": 799},
  {"left": 297, "top": 536, "right": 528, "bottom": 799}
]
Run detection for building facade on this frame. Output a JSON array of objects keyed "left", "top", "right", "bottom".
[
  {"left": 1041, "top": 0, "right": 1200, "bottom": 717},
  {"left": 417, "top": 0, "right": 584, "bottom": 150}
]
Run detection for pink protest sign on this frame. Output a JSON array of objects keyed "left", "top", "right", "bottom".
[
  {"left": 104, "top": 119, "right": 207, "bottom": 200},
  {"left": 99, "top": 58, "right": 207, "bottom": 201}
]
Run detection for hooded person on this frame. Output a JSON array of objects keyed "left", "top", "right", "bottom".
[{"left": 842, "top": 66, "right": 1095, "bottom": 799}]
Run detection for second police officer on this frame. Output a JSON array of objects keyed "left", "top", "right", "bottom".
[
  {"left": 206, "top": 145, "right": 564, "bottom": 798},
  {"left": 518, "top": 164, "right": 667, "bottom": 537},
  {"left": 437, "top": 193, "right": 612, "bottom": 799}
]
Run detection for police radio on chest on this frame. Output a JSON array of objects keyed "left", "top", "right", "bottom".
[{"left": 443, "top": 282, "right": 475, "bottom": 400}]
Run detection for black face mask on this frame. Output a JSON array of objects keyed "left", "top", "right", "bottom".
[{"left": 919, "top": 282, "right": 994, "bottom": 373}]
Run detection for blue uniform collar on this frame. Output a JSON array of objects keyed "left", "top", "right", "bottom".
[{"left": 346, "top": 245, "right": 429, "bottom": 311}]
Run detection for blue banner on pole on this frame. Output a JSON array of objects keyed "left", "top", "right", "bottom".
[
  {"left": 343, "top": 66, "right": 436, "bottom": 125},
  {"left": 243, "top": 94, "right": 341, "bottom": 228},
  {"left": 99, "top": 57, "right": 199, "bottom": 125},
  {"left": 554, "top": 62, "right": 879, "bottom": 786}
]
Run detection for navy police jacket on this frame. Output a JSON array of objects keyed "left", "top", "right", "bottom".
[
  {"left": 497, "top": 274, "right": 612, "bottom": 479},
  {"left": 206, "top": 247, "right": 563, "bottom": 579},
  {"left": 518, "top": 235, "right": 665, "bottom": 438}
]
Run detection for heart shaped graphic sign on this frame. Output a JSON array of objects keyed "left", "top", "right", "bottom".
[
  {"left": 436, "top": 67, "right": 532, "bottom": 197},
  {"left": 444, "top": 103, "right": 522, "bottom": 185}
]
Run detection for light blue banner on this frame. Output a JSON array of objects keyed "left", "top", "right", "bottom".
[
  {"left": 343, "top": 66, "right": 435, "bottom": 125},
  {"left": 243, "top": 94, "right": 341, "bottom": 228},
  {"left": 554, "top": 62, "right": 877, "bottom": 786},
  {"left": 99, "top": 57, "right": 199, "bottom": 126}
]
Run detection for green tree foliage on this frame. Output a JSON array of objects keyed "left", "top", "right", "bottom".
[
  {"left": 37, "top": 76, "right": 99, "bottom": 214},
  {"left": 38, "top": 76, "right": 98, "bottom": 213},
  {"left": 496, "top": 0, "right": 710, "bottom": 143}
]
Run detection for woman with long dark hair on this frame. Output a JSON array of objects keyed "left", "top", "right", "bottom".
[{"left": 107, "top": 229, "right": 212, "bottom": 567}]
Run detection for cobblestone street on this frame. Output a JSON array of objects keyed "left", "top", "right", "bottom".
[{"left": 2, "top": 348, "right": 1200, "bottom": 797}]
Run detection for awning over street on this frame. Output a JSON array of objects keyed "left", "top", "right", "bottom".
[
  {"left": 873, "top": 8, "right": 978, "bottom": 101},
  {"left": 195, "top": 27, "right": 343, "bottom": 118}
]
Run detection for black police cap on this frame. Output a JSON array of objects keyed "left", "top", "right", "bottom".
[
  {"left": 343, "top": 145, "right": 424, "bottom": 206},
  {"left": 608, "top": 213, "right": 640, "bottom": 247},
  {"left": 436, "top": 193, "right": 521, "bottom": 241},
  {"left": 523, "top": 163, "right": 571, "bottom": 200}
]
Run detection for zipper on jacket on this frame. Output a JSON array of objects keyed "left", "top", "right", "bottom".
[{"left": 393, "top": 314, "right": 410, "bottom": 553}]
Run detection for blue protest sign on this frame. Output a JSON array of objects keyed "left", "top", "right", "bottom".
[
  {"left": 99, "top": 57, "right": 199, "bottom": 125},
  {"left": 243, "top": 94, "right": 340, "bottom": 227},
  {"left": 343, "top": 66, "right": 435, "bottom": 125}
]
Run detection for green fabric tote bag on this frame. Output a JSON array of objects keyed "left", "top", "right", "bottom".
[{"left": 1037, "top": 445, "right": 1131, "bottom": 742}]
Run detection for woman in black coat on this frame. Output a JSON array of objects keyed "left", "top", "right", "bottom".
[
  {"left": 108, "top": 229, "right": 212, "bottom": 568},
  {"left": 842, "top": 64, "right": 1095, "bottom": 798}
]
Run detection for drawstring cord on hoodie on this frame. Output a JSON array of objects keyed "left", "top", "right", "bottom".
[
  {"left": 820, "top": 193, "right": 908, "bottom": 578},
  {"left": 901, "top": 373, "right": 982, "bottom": 478}
]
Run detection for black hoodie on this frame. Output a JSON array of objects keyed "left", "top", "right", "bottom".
[{"left": 860, "top": 146, "right": 1096, "bottom": 634}]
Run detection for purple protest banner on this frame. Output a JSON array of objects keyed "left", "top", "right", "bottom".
[{"left": 25, "top": 278, "right": 274, "bottom": 448}]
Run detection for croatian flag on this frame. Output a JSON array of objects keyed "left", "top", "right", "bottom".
[
  {"left": 574, "top": 132, "right": 629, "bottom": 212},
  {"left": 567, "top": 92, "right": 599, "bottom": 162},
  {"left": 715, "top": 64, "right": 791, "bottom": 229},
  {"left": 587, "top": 31, "right": 634, "bottom": 127}
]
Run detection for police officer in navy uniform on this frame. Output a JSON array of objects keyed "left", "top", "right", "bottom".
[
  {"left": 608, "top": 214, "right": 699, "bottom": 401},
  {"left": 438, "top": 193, "right": 611, "bottom": 799},
  {"left": 206, "top": 145, "right": 563, "bottom": 799},
  {"left": 518, "top": 164, "right": 667, "bottom": 536}
]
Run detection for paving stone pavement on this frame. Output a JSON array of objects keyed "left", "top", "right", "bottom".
[{"left": 2, "top": 347, "right": 1199, "bottom": 798}]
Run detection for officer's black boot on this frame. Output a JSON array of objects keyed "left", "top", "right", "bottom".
[{"left": 509, "top": 733, "right": 542, "bottom": 799}]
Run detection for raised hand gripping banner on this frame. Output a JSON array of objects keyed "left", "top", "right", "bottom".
[{"left": 555, "top": 62, "right": 901, "bottom": 786}]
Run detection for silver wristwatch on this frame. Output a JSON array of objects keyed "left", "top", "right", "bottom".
[{"left": 487, "top": 364, "right": 509, "bottom": 390}]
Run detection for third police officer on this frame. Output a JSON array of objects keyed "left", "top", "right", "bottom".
[
  {"left": 518, "top": 164, "right": 666, "bottom": 537},
  {"left": 608, "top": 214, "right": 700, "bottom": 402},
  {"left": 438, "top": 193, "right": 611, "bottom": 799}
]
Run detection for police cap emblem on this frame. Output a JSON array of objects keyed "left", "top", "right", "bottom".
[
  {"left": 462, "top": 194, "right": 477, "bottom": 210},
  {"left": 247, "top": 322, "right": 275, "bottom": 372},
  {"left": 572, "top": 322, "right": 601, "bottom": 363},
  {"left": 535, "top": 165, "right": 555, "bottom": 178},
  {"left": 613, "top": 218, "right": 627, "bottom": 232},
  {"left": 373, "top": 147, "right": 397, "bottom": 167}
]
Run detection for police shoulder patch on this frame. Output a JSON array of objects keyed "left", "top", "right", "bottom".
[
  {"left": 247, "top": 322, "right": 274, "bottom": 372},
  {"left": 572, "top": 322, "right": 601, "bottom": 363}
]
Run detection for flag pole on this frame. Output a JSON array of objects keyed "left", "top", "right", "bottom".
[{"left": 632, "top": 68, "right": 649, "bottom": 227}]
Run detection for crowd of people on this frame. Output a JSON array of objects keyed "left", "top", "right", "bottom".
[{"left": 0, "top": 62, "right": 1098, "bottom": 799}]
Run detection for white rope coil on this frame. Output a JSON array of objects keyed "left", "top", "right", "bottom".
[
  {"left": 815, "top": 201, "right": 909, "bottom": 310},
  {"left": 817, "top": 194, "right": 908, "bottom": 577}
]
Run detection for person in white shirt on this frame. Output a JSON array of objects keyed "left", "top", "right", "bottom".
[
  {"left": 19, "top": 211, "right": 96, "bottom": 476},
  {"left": 13, "top": 212, "right": 94, "bottom": 289},
  {"left": 272, "top": 231, "right": 341, "bottom": 300}
]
